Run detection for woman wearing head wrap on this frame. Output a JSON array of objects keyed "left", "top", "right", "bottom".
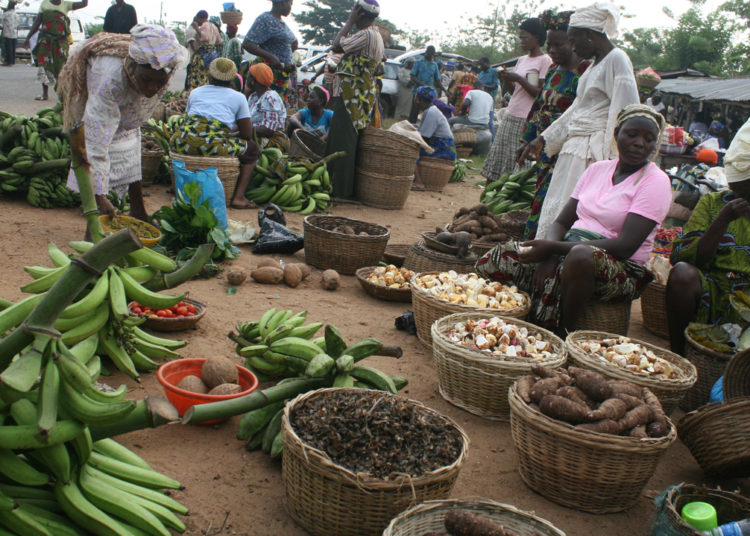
[
  {"left": 24, "top": 0, "right": 88, "bottom": 101},
  {"left": 185, "top": 10, "right": 223, "bottom": 91},
  {"left": 481, "top": 17, "right": 553, "bottom": 181},
  {"left": 222, "top": 23, "right": 243, "bottom": 71},
  {"left": 411, "top": 86, "right": 455, "bottom": 191},
  {"left": 58, "top": 25, "right": 187, "bottom": 221},
  {"left": 519, "top": 10, "right": 590, "bottom": 240},
  {"left": 667, "top": 118, "right": 750, "bottom": 355},
  {"left": 241, "top": 0, "right": 298, "bottom": 103},
  {"left": 244, "top": 62, "right": 287, "bottom": 140},
  {"left": 476, "top": 104, "right": 671, "bottom": 332},
  {"left": 324, "top": 0, "right": 385, "bottom": 198},
  {"left": 287, "top": 85, "right": 333, "bottom": 140},
  {"left": 520, "top": 3, "right": 639, "bottom": 240}
]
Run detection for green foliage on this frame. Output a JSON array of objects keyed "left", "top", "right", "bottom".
[
  {"left": 294, "top": 0, "right": 397, "bottom": 46},
  {"left": 154, "top": 182, "right": 238, "bottom": 263},
  {"left": 85, "top": 23, "right": 103, "bottom": 37}
]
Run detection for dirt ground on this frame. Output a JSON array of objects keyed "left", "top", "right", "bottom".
[{"left": 1, "top": 174, "right": 747, "bottom": 536}]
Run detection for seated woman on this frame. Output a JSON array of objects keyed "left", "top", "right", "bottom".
[
  {"left": 244, "top": 62, "right": 287, "bottom": 143},
  {"left": 666, "top": 118, "right": 750, "bottom": 355},
  {"left": 286, "top": 84, "right": 333, "bottom": 141},
  {"left": 476, "top": 104, "right": 672, "bottom": 333},
  {"left": 412, "top": 86, "right": 456, "bottom": 191},
  {"left": 171, "top": 58, "right": 258, "bottom": 209}
]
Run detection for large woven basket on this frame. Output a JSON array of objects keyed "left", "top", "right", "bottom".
[
  {"left": 410, "top": 271, "right": 531, "bottom": 348},
  {"left": 724, "top": 348, "right": 750, "bottom": 399},
  {"left": 383, "top": 498, "right": 566, "bottom": 536},
  {"left": 357, "top": 127, "right": 420, "bottom": 177},
  {"left": 281, "top": 388, "right": 469, "bottom": 536},
  {"left": 169, "top": 151, "right": 239, "bottom": 205},
  {"left": 640, "top": 281, "right": 668, "bottom": 339},
  {"left": 650, "top": 483, "right": 750, "bottom": 536},
  {"left": 574, "top": 299, "right": 632, "bottom": 336},
  {"left": 355, "top": 267, "right": 411, "bottom": 303},
  {"left": 303, "top": 215, "right": 390, "bottom": 275},
  {"left": 354, "top": 168, "right": 413, "bottom": 210},
  {"left": 678, "top": 397, "right": 750, "bottom": 478},
  {"left": 403, "top": 241, "right": 476, "bottom": 275},
  {"left": 508, "top": 383, "right": 677, "bottom": 513},
  {"left": 456, "top": 146, "right": 473, "bottom": 158},
  {"left": 679, "top": 328, "right": 733, "bottom": 412},
  {"left": 219, "top": 10, "right": 242, "bottom": 24},
  {"left": 565, "top": 331, "right": 697, "bottom": 415},
  {"left": 452, "top": 129, "right": 477, "bottom": 146},
  {"left": 432, "top": 312, "right": 566, "bottom": 420},
  {"left": 289, "top": 129, "right": 326, "bottom": 161},
  {"left": 141, "top": 148, "right": 163, "bottom": 184},
  {"left": 417, "top": 157, "right": 454, "bottom": 192},
  {"left": 471, "top": 240, "right": 500, "bottom": 258}
]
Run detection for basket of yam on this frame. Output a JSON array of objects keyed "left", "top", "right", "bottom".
[
  {"left": 565, "top": 331, "right": 697, "bottom": 414},
  {"left": 431, "top": 313, "right": 567, "bottom": 420},
  {"left": 303, "top": 215, "right": 390, "bottom": 275},
  {"left": 282, "top": 388, "right": 469, "bottom": 536},
  {"left": 410, "top": 271, "right": 530, "bottom": 347},
  {"left": 509, "top": 366, "right": 677, "bottom": 513},
  {"left": 383, "top": 498, "right": 566, "bottom": 536},
  {"left": 355, "top": 265, "right": 414, "bottom": 302}
]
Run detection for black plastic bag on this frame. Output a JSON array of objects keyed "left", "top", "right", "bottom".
[
  {"left": 258, "top": 203, "right": 286, "bottom": 227},
  {"left": 395, "top": 311, "right": 417, "bottom": 335},
  {"left": 252, "top": 218, "right": 304, "bottom": 254}
]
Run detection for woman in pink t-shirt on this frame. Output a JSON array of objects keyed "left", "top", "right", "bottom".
[
  {"left": 476, "top": 104, "right": 671, "bottom": 332},
  {"left": 481, "top": 17, "right": 552, "bottom": 182}
]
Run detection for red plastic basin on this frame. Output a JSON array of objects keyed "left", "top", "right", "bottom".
[{"left": 157, "top": 358, "right": 258, "bottom": 425}]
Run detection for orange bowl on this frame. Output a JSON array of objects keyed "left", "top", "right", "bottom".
[{"left": 157, "top": 358, "right": 258, "bottom": 425}]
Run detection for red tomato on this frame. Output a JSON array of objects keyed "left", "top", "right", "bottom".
[
  {"left": 163, "top": 309, "right": 174, "bottom": 318},
  {"left": 176, "top": 306, "right": 188, "bottom": 316},
  {"left": 156, "top": 311, "right": 168, "bottom": 317},
  {"left": 186, "top": 304, "right": 196, "bottom": 314},
  {"left": 131, "top": 301, "right": 141, "bottom": 308},
  {"left": 177, "top": 301, "right": 185, "bottom": 307},
  {"left": 132, "top": 307, "right": 143, "bottom": 316},
  {"left": 149, "top": 314, "right": 158, "bottom": 319}
]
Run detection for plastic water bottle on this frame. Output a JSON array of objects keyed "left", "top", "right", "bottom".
[{"left": 708, "top": 519, "right": 750, "bottom": 535}]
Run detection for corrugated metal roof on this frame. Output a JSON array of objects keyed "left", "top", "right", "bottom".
[{"left": 656, "top": 77, "right": 750, "bottom": 103}]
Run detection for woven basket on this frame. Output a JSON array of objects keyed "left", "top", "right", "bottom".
[
  {"left": 679, "top": 329, "right": 733, "bottom": 412},
  {"left": 303, "top": 215, "right": 390, "bottom": 275},
  {"left": 169, "top": 151, "right": 239, "bottom": 205},
  {"left": 452, "top": 129, "right": 477, "bottom": 146},
  {"left": 289, "top": 129, "right": 326, "bottom": 161},
  {"left": 354, "top": 168, "right": 413, "bottom": 210},
  {"left": 357, "top": 127, "right": 420, "bottom": 177},
  {"left": 574, "top": 299, "right": 632, "bottom": 336},
  {"left": 355, "top": 267, "right": 411, "bottom": 303},
  {"left": 410, "top": 271, "right": 531, "bottom": 348},
  {"left": 432, "top": 313, "right": 566, "bottom": 420},
  {"left": 678, "top": 397, "right": 750, "bottom": 478},
  {"left": 141, "top": 148, "right": 163, "bottom": 184},
  {"left": 403, "top": 242, "right": 476, "bottom": 276},
  {"left": 508, "top": 383, "right": 677, "bottom": 513},
  {"left": 724, "top": 348, "right": 750, "bottom": 399},
  {"left": 650, "top": 483, "right": 750, "bottom": 536},
  {"left": 219, "top": 10, "right": 242, "bottom": 24},
  {"left": 281, "top": 388, "right": 469, "bottom": 536},
  {"left": 130, "top": 298, "right": 206, "bottom": 332},
  {"left": 640, "top": 281, "right": 669, "bottom": 339},
  {"left": 565, "top": 331, "right": 697, "bottom": 415},
  {"left": 383, "top": 244, "right": 410, "bottom": 267},
  {"left": 383, "top": 498, "right": 566, "bottom": 536},
  {"left": 421, "top": 231, "right": 458, "bottom": 255},
  {"left": 418, "top": 157, "right": 454, "bottom": 192},
  {"left": 456, "top": 146, "right": 473, "bottom": 158},
  {"left": 471, "top": 240, "right": 500, "bottom": 258}
]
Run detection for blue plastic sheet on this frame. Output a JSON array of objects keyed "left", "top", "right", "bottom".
[
  {"left": 172, "top": 159, "right": 228, "bottom": 229},
  {"left": 710, "top": 376, "right": 725, "bottom": 403}
]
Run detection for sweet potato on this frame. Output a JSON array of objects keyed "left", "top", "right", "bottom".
[
  {"left": 540, "top": 394, "right": 589, "bottom": 424},
  {"left": 629, "top": 424, "right": 648, "bottom": 438},
  {"left": 608, "top": 380, "right": 643, "bottom": 399},
  {"left": 532, "top": 364, "right": 571, "bottom": 384},
  {"left": 444, "top": 508, "right": 518, "bottom": 536},
  {"left": 516, "top": 375, "right": 535, "bottom": 403},
  {"left": 529, "top": 377, "right": 562, "bottom": 404},
  {"left": 556, "top": 385, "right": 594, "bottom": 408},
  {"left": 586, "top": 397, "right": 628, "bottom": 421},
  {"left": 251, "top": 266, "right": 284, "bottom": 284},
  {"left": 568, "top": 367, "right": 612, "bottom": 402},
  {"left": 646, "top": 420, "right": 670, "bottom": 438},
  {"left": 575, "top": 419, "right": 621, "bottom": 435},
  {"left": 614, "top": 392, "right": 643, "bottom": 409},
  {"left": 617, "top": 404, "right": 652, "bottom": 431}
]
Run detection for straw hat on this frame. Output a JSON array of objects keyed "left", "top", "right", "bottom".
[{"left": 209, "top": 57, "right": 237, "bottom": 82}]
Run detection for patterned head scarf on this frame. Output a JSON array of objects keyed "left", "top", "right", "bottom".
[
  {"left": 196, "top": 10, "right": 208, "bottom": 19},
  {"left": 209, "top": 16, "right": 221, "bottom": 28},
  {"left": 248, "top": 62, "right": 274, "bottom": 87},
  {"left": 696, "top": 149, "right": 718, "bottom": 165},
  {"left": 309, "top": 84, "right": 329, "bottom": 105},
  {"left": 416, "top": 85, "right": 437, "bottom": 102},
  {"left": 129, "top": 24, "right": 187, "bottom": 71},
  {"left": 356, "top": 0, "right": 380, "bottom": 18},
  {"left": 569, "top": 3, "right": 620, "bottom": 39},
  {"left": 616, "top": 103, "right": 666, "bottom": 133},
  {"left": 208, "top": 57, "right": 237, "bottom": 81},
  {"left": 539, "top": 10, "right": 574, "bottom": 32},
  {"left": 724, "top": 118, "right": 750, "bottom": 183}
]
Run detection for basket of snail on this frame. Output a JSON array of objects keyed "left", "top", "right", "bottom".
[
  {"left": 431, "top": 312, "right": 566, "bottom": 421},
  {"left": 410, "top": 271, "right": 530, "bottom": 347}
]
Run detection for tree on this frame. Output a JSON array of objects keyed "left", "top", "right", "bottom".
[{"left": 293, "top": 0, "right": 398, "bottom": 46}]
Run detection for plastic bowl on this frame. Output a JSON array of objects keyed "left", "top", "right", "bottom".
[
  {"left": 99, "top": 215, "right": 161, "bottom": 248},
  {"left": 157, "top": 358, "right": 258, "bottom": 425}
]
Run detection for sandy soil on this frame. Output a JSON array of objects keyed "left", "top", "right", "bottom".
[{"left": 0, "top": 175, "right": 746, "bottom": 536}]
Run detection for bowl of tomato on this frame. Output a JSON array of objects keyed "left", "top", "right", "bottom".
[{"left": 129, "top": 297, "right": 207, "bottom": 332}]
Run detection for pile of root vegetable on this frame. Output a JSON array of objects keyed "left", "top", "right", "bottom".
[
  {"left": 423, "top": 509, "right": 521, "bottom": 536},
  {"left": 517, "top": 365, "right": 670, "bottom": 438},
  {"left": 445, "top": 205, "right": 528, "bottom": 243}
]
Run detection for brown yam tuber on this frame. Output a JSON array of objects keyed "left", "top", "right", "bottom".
[
  {"left": 614, "top": 392, "right": 643, "bottom": 409},
  {"left": 479, "top": 215, "right": 499, "bottom": 230},
  {"left": 471, "top": 204, "right": 489, "bottom": 216},
  {"left": 529, "top": 377, "right": 562, "bottom": 404},
  {"left": 516, "top": 375, "right": 535, "bottom": 404},
  {"left": 455, "top": 207, "right": 470, "bottom": 218},
  {"left": 586, "top": 397, "right": 628, "bottom": 421},
  {"left": 539, "top": 394, "right": 589, "bottom": 424},
  {"left": 556, "top": 385, "right": 594, "bottom": 409},
  {"left": 568, "top": 367, "right": 612, "bottom": 402},
  {"left": 642, "top": 388, "right": 667, "bottom": 426},
  {"left": 444, "top": 508, "right": 518, "bottom": 536},
  {"left": 485, "top": 233, "right": 508, "bottom": 242},
  {"left": 576, "top": 419, "right": 622, "bottom": 435},
  {"left": 617, "top": 404, "right": 652, "bottom": 431},
  {"left": 453, "top": 220, "right": 480, "bottom": 233},
  {"left": 608, "top": 380, "right": 643, "bottom": 398},
  {"left": 481, "top": 226, "right": 495, "bottom": 236},
  {"left": 435, "top": 232, "right": 457, "bottom": 245},
  {"left": 532, "top": 364, "right": 571, "bottom": 384},
  {"left": 646, "top": 420, "right": 670, "bottom": 438},
  {"left": 629, "top": 424, "right": 648, "bottom": 438}
]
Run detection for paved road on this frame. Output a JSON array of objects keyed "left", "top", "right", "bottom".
[{"left": 0, "top": 63, "right": 187, "bottom": 117}]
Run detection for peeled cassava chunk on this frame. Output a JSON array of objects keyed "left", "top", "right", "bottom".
[
  {"left": 251, "top": 266, "right": 284, "bottom": 284},
  {"left": 176, "top": 375, "right": 208, "bottom": 394},
  {"left": 201, "top": 356, "right": 239, "bottom": 389}
]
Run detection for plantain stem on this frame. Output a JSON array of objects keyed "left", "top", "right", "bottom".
[
  {"left": 69, "top": 124, "right": 105, "bottom": 243},
  {"left": 143, "top": 244, "right": 215, "bottom": 291},
  {"left": 90, "top": 396, "right": 179, "bottom": 440}
]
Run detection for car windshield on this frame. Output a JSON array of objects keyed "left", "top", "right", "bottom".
[
  {"left": 383, "top": 62, "right": 399, "bottom": 80},
  {"left": 18, "top": 13, "right": 37, "bottom": 29}
]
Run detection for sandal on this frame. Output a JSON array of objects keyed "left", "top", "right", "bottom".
[
  {"left": 411, "top": 184, "right": 426, "bottom": 191},
  {"left": 34, "top": 96, "right": 49, "bottom": 101}
]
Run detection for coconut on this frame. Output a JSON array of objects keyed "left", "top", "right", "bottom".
[
  {"left": 176, "top": 375, "right": 208, "bottom": 394},
  {"left": 208, "top": 383, "right": 242, "bottom": 396},
  {"left": 201, "top": 356, "right": 239, "bottom": 389}
]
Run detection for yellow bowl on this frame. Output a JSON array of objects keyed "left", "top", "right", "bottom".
[{"left": 99, "top": 215, "right": 161, "bottom": 248}]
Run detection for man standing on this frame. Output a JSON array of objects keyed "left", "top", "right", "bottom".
[
  {"left": 103, "top": 0, "right": 137, "bottom": 35},
  {"left": 408, "top": 45, "right": 443, "bottom": 122},
  {"left": 476, "top": 56, "right": 498, "bottom": 102},
  {"left": 1, "top": 1, "right": 17, "bottom": 66}
]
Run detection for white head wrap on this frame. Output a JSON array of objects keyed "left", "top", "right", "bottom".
[
  {"left": 129, "top": 24, "right": 188, "bottom": 71},
  {"left": 569, "top": 3, "right": 620, "bottom": 39},
  {"left": 724, "top": 118, "right": 750, "bottom": 184},
  {"left": 356, "top": 0, "right": 380, "bottom": 16}
]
